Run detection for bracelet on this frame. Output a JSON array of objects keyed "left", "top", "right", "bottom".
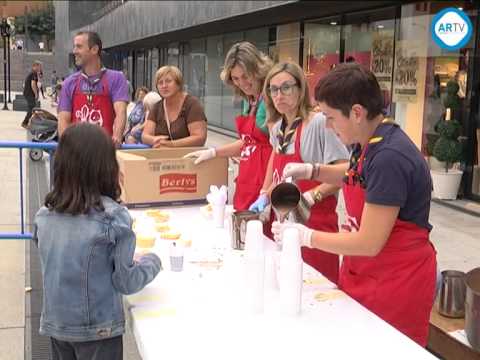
[
  {"left": 259, "top": 189, "right": 268, "bottom": 195},
  {"left": 311, "top": 163, "right": 321, "bottom": 180},
  {"left": 312, "top": 188, "right": 324, "bottom": 203}
]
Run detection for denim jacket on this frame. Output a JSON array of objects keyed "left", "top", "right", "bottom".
[{"left": 33, "top": 196, "right": 161, "bottom": 342}]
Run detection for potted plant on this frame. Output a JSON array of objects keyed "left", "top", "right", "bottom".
[{"left": 430, "top": 108, "right": 463, "bottom": 199}]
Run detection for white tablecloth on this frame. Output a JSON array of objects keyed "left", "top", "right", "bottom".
[{"left": 127, "top": 206, "right": 437, "bottom": 360}]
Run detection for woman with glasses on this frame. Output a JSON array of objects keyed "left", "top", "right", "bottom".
[
  {"left": 184, "top": 42, "right": 274, "bottom": 211},
  {"left": 250, "top": 62, "right": 349, "bottom": 283}
]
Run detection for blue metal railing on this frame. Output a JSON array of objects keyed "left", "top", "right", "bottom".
[{"left": 0, "top": 141, "right": 149, "bottom": 240}]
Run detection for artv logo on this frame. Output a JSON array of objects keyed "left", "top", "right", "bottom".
[{"left": 432, "top": 8, "right": 473, "bottom": 51}]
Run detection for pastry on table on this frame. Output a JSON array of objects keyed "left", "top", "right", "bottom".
[
  {"left": 145, "top": 209, "right": 170, "bottom": 222},
  {"left": 136, "top": 233, "right": 156, "bottom": 248},
  {"left": 155, "top": 223, "right": 170, "bottom": 233},
  {"left": 160, "top": 231, "right": 181, "bottom": 240},
  {"left": 200, "top": 204, "right": 213, "bottom": 219},
  {"left": 179, "top": 239, "right": 192, "bottom": 248}
]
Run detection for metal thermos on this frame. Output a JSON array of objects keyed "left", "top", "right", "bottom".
[
  {"left": 465, "top": 267, "right": 480, "bottom": 351},
  {"left": 436, "top": 270, "right": 466, "bottom": 318}
]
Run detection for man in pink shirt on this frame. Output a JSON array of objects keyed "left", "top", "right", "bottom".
[{"left": 58, "top": 31, "right": 129, "bottom": 146}]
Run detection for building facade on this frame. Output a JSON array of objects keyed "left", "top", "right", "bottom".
[{"left": 54, "top": 0, "right": 480, "bottom": 201}]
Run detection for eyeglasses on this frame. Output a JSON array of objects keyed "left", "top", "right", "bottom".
[{"left": 268, "top": 82, "right": 298, "bottom": 97}]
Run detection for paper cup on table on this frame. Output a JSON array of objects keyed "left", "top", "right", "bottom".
[
  {"left": 169, "top": 242, "right": 184, "bottom": 272},
  {"left": 212, "top": 203, "right": 226, "bottom": 228}
]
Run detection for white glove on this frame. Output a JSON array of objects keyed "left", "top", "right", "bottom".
[
  {"left": 302, "top": 190, "right": 315, "bottom": 208},
  {"left": 282, "top": 163, "right": 314, "bottom": 181},
  {"left": 271, "top": 221, "right": 314, "bottom": 248},
  {"left": 183, "top": 148, "right": 216, "bottom": 165}
]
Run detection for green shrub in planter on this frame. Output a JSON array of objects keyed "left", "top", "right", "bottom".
[
  {"left": 433, "top": 119, "right": 462, "bottom": 172},
  {"left": 443, "top": 81, "right": 461, "bottom": 110},
  {"left": 426, "top": 133, "right": 439, "bottom": 157}
]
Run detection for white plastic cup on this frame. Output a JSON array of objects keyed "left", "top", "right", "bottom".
[
  {"left": 244, "top": 220, "right": 264, "bottom": 254},
  {"left": 212, "top": 204, "right": 226, "bottom": 228},
  {"left": 170, "top": 255, "right": 184, "bottom": 272},
  {"left": 244, "top": 220, "right": 265, "bottom": 314},
  {"left": 264, "top": 252, "right": 280, "bottom": 292},
  {"left": 279, "top": 227, "right": 303, "bottom": 316},
  {"left": 170, "top": 242, "right": 184, "bottom": 272}
]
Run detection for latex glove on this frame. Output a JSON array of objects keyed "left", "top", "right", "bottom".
[
  {"left": 248, "top": 194, "right": 269, "bottom": 213},
  {"left": 271, "top": 221, "right": 314, "bottom": 248},
  {"left": 183, "top": 148, "right": 216, "bottom": 165},
  {"left": 282, "top": 163, "right": 314, "bottom": 181},
  {"left": 302, "top": 190, "right": 315, "bottom": 208}
]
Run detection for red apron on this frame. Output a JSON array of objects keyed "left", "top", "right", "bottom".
[
  {"left": 233, "top": 99, "right": 272, "bottom": 211},
  {"left": 272, "top": 121, "right": 340, "bottom": 284},
  {"left": 71, "top": 74, "right": 115, "bottom": 136},
  {"left": 339, "top": 143, "right": 437, "bottom": 346}
]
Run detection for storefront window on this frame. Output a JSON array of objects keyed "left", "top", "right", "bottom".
[
  {"left": 221, "top": 32, "right": 244, "bottom": 132},
  {"left": 393, "top": 2, "right": 477, "bottom": 158},
  {"left": 245, "top": 27, "right": 269, "bottom": 54},
  {"left": 344, "top": 9, "right": 396, "bottom": 115},
  {"left": 183, "top": 38, "right": 207, "bottom": 102},
  {"left": 145, "top": 49, "right": 152, "bottom": 89},
  {"left": 204, "top": 35, "right": 223, "bottom": 128},
  {"left": 151, "top": 48, "right": 159, "bottom": 90},
  {"left": 303, "top": 17, "right": 341, "bottom": 101},
  {"left": 122, "top": 51, "right": 129, "bottom": 76},
  {"left": 274, "top": 22, "right": 300, "bottom": 64},
  {"left": 135, "top": 51, "right": 145, "bottom": 89},
  {"left": 392, "top": 2, "right": 478, "bottom": 198},
  {"left": 127, "top": 52, "right": 133, "bottom": 90},
  {"left": 167, "top": 43, "right": 180, "bottom": 67}
]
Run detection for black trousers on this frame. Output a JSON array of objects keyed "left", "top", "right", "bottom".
[
  {"left": 22, "top": 96, "right": 37, "bottom": 126},
  {"left": 50, "top": 336, "right": 123, "bottom": 360}
]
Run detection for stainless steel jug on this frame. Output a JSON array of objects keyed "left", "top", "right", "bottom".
[
  {"left": 436, "top": 270, "right": 466, "bottom": 318},
  {"left": 270, "top": 182, "right": 311, "bottom": 224},
  {"left": 465, "top": 267, "right": 480, "bottom": 351}
]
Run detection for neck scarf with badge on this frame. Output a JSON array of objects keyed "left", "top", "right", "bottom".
[
  {"left": 81, "top": 67, "right": 107, "bottom": 107},
  {"left": 277, "top": 116, "right": 302, "bottom": 154}
]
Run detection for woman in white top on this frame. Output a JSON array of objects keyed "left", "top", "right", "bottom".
[{"left": 250, "top": 62, "right": 349, "bottom": 283}]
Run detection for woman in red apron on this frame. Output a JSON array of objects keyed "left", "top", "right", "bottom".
[
  {"left": 184, "top": 42, "right": 273, "bottom": 210},
  {"left": 273, "top": 63, "right": 437, "bottom": 347},
  {"left": 250, "top": 62, "right": 349, "bottom": 284}
]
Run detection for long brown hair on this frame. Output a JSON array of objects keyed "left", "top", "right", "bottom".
[
  {"left": 220, "top": 41, "right": 273, "bottom": 100},
  {"left": 45, "top": 123, "right": 121, "bottom": 215},
  {"left": 263, "top": 62, "right": 313, "bottom": 124}
]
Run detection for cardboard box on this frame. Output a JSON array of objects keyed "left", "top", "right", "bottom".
[{"left": 117, "top": 147, "right": 228, "bottom": 208}]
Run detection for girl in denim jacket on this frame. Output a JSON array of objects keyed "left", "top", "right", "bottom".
[{"left": 34, "top": 123, "right": 161, "bottom": 360}]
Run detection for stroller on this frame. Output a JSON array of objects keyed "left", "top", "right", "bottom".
[{"left": 27, "top": 108, "right": 58, "bottom": 161}]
